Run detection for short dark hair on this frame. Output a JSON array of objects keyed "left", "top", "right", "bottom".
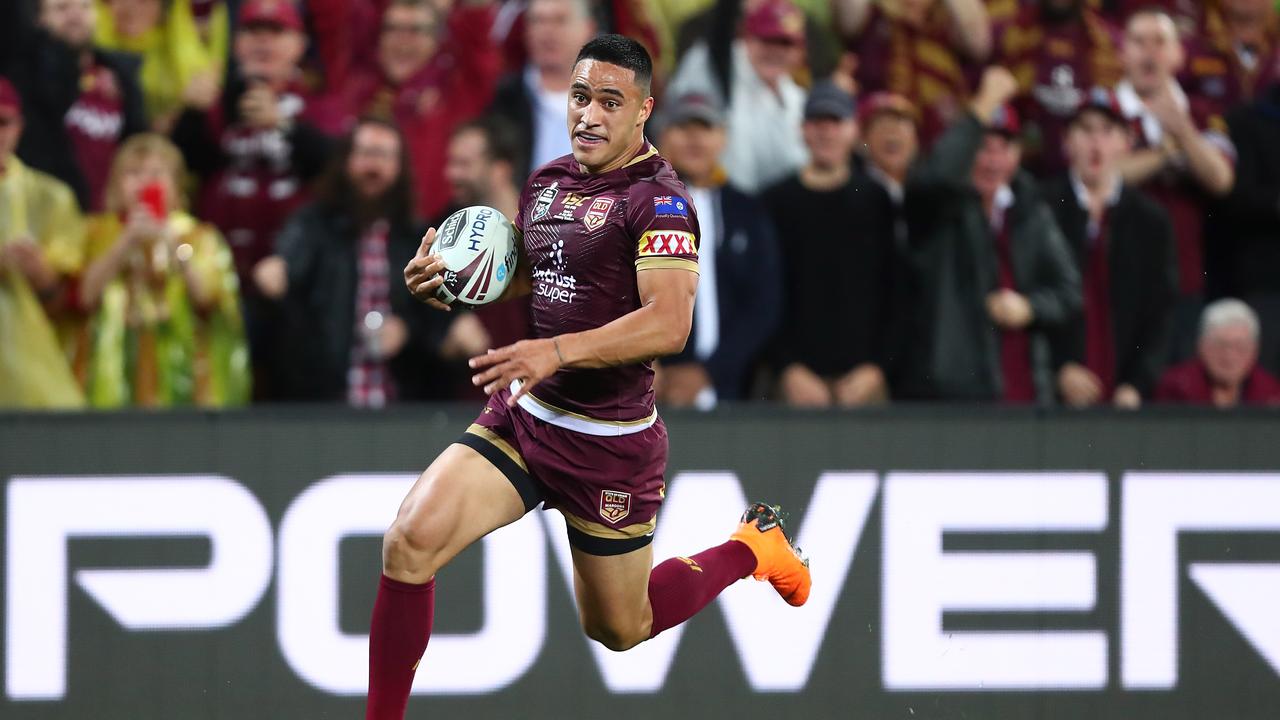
[
  {"left": 574, "top": 34, "right": 653, "bottom": 95},
  {"left": 452, "top": 116, "right": 525, "bottom": 175}
]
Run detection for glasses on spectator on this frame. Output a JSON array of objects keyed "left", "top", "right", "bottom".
[
  {"left": 352, "top": 146, "right": 398, "bottom": 161},
  {"left": 382, "top": 22, "right": 435, "bottom": 36}
]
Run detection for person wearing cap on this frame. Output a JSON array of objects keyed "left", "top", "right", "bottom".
[
  {"left": 899, "top": 66, "right": 1081, "bottom": 404},
  {"left": 992, "top": 0, "right": 1123, "bottom": 177},
  {"left": 668, "top": 0, "right": 808, "bottom": 193},
  {"left": 0, "top": 0, "right": 147, "bottom": 212},
  {"left": 834, "top": 0, "right": 992, "bottom": 145},
  {"left": 760, "top": 80, "right": 898, "bottom": 407},
  {"left": 93, "top": 0, "right": 229, "bottom": 130},
  {"left": 170, "top": 0, "right": 344, "bottom": 400},
  {"left": 341, "top": 0, "right": 502, "bottom": 222},
  {"left": 859, "top": 92, "right": 920, "bottom": 235},
  {"left": 0, "top": 76, "right": 88, "bottom": 409},
  {"left": 654, "top": 92, "right": 782, "bottom": 408},
  {"left": 1044, "top": 85, "right": 1177, "bottom": 409},
  {"left": 1114, "top": 8, "right": 1236, "bottom": 364}
]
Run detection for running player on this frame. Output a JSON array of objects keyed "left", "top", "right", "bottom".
[{"left": 368, "top": 35, "right": 810, "bottom": 719}]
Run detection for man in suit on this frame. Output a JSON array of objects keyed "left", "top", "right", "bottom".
[
  {"left": 1045, "top": 86, "right": 1178, "bottom": 408},
  {"left": 655, "top": 92, "right": 782, "bottom": 407}
]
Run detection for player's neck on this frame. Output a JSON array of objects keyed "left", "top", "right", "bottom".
[{"left": 579, "top": 135, "right": 647, "bottom": 175}]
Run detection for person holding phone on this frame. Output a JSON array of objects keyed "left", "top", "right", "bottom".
[{"left": 78, "top": 133, "right": 249, "bottom": 408}]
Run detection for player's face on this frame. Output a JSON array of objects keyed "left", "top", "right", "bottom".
[
  {"left": 864, "top": 113, "right": 918, "bottom": 179},
  {"left": 379, "top": 5, "right": 439, "bottom": 85},
  {"left": 235, "top": 24, "right": 306, "bottom": 82},
  {"left": 1200, "top": 322, "right": 1258, "bottom": 388},
  {"left": 347, "top": 124, "right": 402, "bottom": 199},
  {"left": 1065, "top": 111, "right": 1131, "bottom": 186},
  {"left": 1123, "top": 14, "right": 1184, "bottom": 94},
  {"left": 970, "top": 133, "right": 1021, "bottom": 198},
  {"left": 0, "top": 114, "right": 23, "bottom": 161},
  {"left": 40, "top": 0, "right": 96, "bottom": 49},
  {"left": 659, "top": 120, "right": 726, "bottom": 185},
  {"left": 445, "top": 129, "right": 492, "bottom": 206},
  {"left": 802, "top": 116, "right": 858, "bottom": 171},
  {"left": 567, "top": 59, "right": 653, "bottom": 173},
  {"left": 105, "top": 0, "right": 161, "bottom": 39}
]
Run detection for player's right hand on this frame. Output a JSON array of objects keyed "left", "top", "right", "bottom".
[{"left": 404, "top": 227, "right": 452, "bottom": 312}]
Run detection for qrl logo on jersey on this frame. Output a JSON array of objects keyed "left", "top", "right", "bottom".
[
  {"left": 637, "top": 230, "right": 696, "bottom": 257},
  {"left": 599, "top": 490, "right": 632, "bottom": 524},
  {"left": 583, "top": 197, "right": 614, "bottom": 231}
]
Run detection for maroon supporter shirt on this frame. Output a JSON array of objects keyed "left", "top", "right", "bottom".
[
  {"left": 65, "top": 64, "right": 127, "bottom": 212},
  {"left": 515, "top": 144, "right": 700, "bottom": 423},
  {"left": 1155, "top": 359, "right": 1280, "bottom": 406},
  {"left": 993, "top": 221, "right": 1035, "bottom": 404}
]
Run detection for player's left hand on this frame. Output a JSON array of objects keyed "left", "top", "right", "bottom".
[{"left": 469, "top": 338, "right": 563, "bottom": 406}]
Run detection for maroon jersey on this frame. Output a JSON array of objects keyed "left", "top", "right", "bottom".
[
  {"left": 515, "top": 143, "right": 699, "bottom": 424},
  {"left": 65, "top": 64, "right": 127, "bottom": 212}
]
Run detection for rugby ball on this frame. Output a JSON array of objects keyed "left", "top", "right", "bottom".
[{"left": 429, "top": 205, "right": 518, "bottom": 307}]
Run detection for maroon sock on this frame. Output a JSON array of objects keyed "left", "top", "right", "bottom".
[
  {"left": 647, "top": 540, "right": 757, "bottom": 638},
  {"left": 366, "top": 575, "right": 434, "bottom": 720}
]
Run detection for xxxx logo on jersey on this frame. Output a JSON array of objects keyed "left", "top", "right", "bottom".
[{"left": 637, "top": 230, "right": 696, "bottom": 257}]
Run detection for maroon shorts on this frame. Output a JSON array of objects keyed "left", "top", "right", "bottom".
[{"left": 456, "top": 387, "right": 668, "bottom": 556}]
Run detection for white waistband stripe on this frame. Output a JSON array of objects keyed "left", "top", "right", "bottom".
[{"left": 510, "top": 381, "right": 657, "bottom": 437}]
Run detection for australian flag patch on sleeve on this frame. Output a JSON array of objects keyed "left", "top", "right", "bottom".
[{"left": 653, "top": 195, "right": 689, "bottom": 217}]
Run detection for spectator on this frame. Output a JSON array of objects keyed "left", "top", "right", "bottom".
[
  {"left": 655, "top": 92, "right": 783, "bottom": 408},
  {"left": 1114, "top": 9, "right": 1235, "bottom": 362},
  {"left": 859, "top": 91, "right": 920, "bottom": 244},
  {"left": 1155, "top": 298, "right": 1280, "bottom": 406},
  {"left": 79, "top": 133, "right": 249, "bottom": 408},
  {"left": 437, "top": 118, "right": 528, "bottom": 364},
  {"left": 1216, "top": 82, "right": 1280, "bottom": 376},
  {"left": 255, "top": 118, "right": 453, "bottom": 404},
  {"left": 1182, "top": 0, "right": 1280, "bottom": 114},
  {"left": 0, "top": 77, "right": 87, "bottom": 409},
  {"left": 1115, "top": 1, "right": 1205, "bottom": 38},
  {"left": 834, "top": 0, "right": 992, "bottom": 144},
  {"left": 0, "top": 0, "right": 147, "bottom": 212},
  {"left": 994, "top": 0, "right": 1123, "bottom": 176},
  {"left": 490, "top": 0, "right": 596, "bottom": 181},
  {"left": 172, "top": 0, "right": 340, "bottom": 399},
  {"left": 669, "top": 0, "right": 809, "bottom": 193},
  {"left": 344, "top": 0, "right": 502, "bottom": 221},
  {"left": 94, "top": 0, "right": 229, "bottom": 130},
  {"left": 762, "top": 81, "right": 895, "bottom": 407},
  {"left": 902, "top": 67, "right": 1081, "bottom": 403},
  {"left": 1044, "top": 87, "right": 1177, "bottom": 409}
]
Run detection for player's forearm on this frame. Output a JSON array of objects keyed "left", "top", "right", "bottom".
[{"left": 554, "top": 302, "right": 691, "bottom": 370}]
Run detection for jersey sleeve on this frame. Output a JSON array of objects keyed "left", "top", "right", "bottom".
[{"left": 627, "top": 181, "right": 700, "bottom": 274}]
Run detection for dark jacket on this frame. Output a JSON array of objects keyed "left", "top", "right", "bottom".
[
  {"left": 1, "top": 4, "right": 146, "bottom": 210},
  {"left": 1212, "top": 87, "right": 1280, "bottom": 297},
  {"left": 665, "top": 183, "right": 783, "bottom": 400},
  {"left": 273, "top": 203, "right": 455, "bottom": 401},
  {"left": 1043, "top": 177, "right": 1177, "bottom": 397},
  {"left": 489, "top": 72, "right": 535, "bottom": 182},
  {"left": 902, "top": 114, "right": 1082, "bottom": 403}
]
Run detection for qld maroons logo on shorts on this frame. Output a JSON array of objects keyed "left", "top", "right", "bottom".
[{"left": 599, "top": 489, "right": 632, "bottom": 524}]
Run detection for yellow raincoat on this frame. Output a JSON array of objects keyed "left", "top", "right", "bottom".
[
  {"left": 82, "top": 211, "right": 249, "bottom": 408},
  {"left": 0, "top": 156, "right": 87, "bottom": 409}
]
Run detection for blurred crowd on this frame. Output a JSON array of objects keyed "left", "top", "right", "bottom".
[{"left": 4, "top": 0, "right": 1280, "bottom": 411}]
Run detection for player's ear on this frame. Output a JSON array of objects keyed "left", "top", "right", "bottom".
[{"left": 639, "top": 96, "right": 654, "bottom": 127}]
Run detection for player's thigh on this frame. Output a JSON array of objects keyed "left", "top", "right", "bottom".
[
  {"left": 384, "top": 443, "right": 528, "bottom": 577},
  {"left": 569, "top": 543, "right": 655, "bottom": 646}
]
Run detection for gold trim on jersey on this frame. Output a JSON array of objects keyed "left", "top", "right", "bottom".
[
  {"left": 464, "top": 424, "right": 529, "bottom": 471},
  {"left": 623, "top": 145, "right": 660, "bottom": 168},
  {"left": 564, "top": 511, "right": 657, "bottom": 540},
  {"left": 636, "top": 257, "right": 699, "bottom": 273}
]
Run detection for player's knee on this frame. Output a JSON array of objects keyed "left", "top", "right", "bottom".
[
  {"left": 382, "top": 516, "right": 446, "bottom": 579},
  {"left": 582, "top": 617, "right": 647, "bottom": 652}
]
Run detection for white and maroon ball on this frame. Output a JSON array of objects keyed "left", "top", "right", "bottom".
[{"left": 429, "top": 205, "right": 518, "bottom": 307}]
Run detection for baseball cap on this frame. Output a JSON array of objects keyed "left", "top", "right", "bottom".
[
  {"left": 0, "top": 76, "right": 21, "bottom": 121},
  {"left": 857, "top": 92, "right": 919, "bottom": 128},
  {"left": 1070, "top": 86, "right": 1128, "bottom": 127},
  {"left": 804, "top": 80, "right": 855, "bottom": 121},
  {"left": 987, "top": 104, "right": 1021, "bottom": 137},
  {"left": 662, "top": 92, "right": 725, "bottom": 128},
  {"left": 239, "top": 0, "right": 304, "bottom": 31},
  {"left": 744, "top": 0, "right": 806, "bottom": 45}
]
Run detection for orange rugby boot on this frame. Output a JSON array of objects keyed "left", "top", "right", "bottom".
[{"left": 730, "top": 502, "right": 811, "bottom": 607}]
